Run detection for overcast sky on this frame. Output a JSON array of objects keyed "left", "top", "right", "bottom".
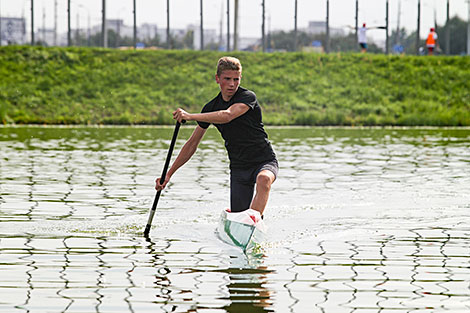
[{"left": 2, "top": 0, "right": 469, "bottom": 41}]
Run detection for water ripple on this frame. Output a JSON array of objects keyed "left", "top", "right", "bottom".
[{"left": 1, "top": 126, "right": 470, "bottom": 312}]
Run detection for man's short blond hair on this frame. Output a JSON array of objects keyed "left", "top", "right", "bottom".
[{"left": 216, "top": 56, "right": 242, "bottom": 76}]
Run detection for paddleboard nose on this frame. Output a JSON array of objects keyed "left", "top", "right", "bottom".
[{"left": 250, "top": 215, "right": 257, "bottom": 223}]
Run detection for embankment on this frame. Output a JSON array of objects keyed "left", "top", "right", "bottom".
[{"left": 1, "top": 46, "right": 469, "bottom": 125}]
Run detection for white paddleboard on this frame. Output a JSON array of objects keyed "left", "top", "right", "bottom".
[{"left": 216, "top": 208, "right": 267, "bottom": 252}]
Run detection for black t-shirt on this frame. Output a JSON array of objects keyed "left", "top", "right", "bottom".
[{"left": 197, "top": 87, "right": 276, "bottom": 169}]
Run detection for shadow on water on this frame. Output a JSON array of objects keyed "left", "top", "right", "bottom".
[{"left": 141, "top": 236, "right": 276, "bottom": 312}]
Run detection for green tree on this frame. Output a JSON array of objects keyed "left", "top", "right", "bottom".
[
  {"left": 436, "top": 16, "right": 468, "bottom": 55},
  {"left": 390, "top": 16, "right": 468, "bottom": 55},
  {"left": 143, "top": 35, "right": 161, "bottom": 47},
  {"left": 182, "top": 30, "right": 194, "bottom": 49}
]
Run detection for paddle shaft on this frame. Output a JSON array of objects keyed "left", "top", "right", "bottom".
[{"left": 144, "top": 121, "right": 183, "bottom": 236}]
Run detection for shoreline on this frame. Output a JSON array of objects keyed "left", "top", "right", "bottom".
[{"left": 2, "top": 124, "right": 470, "bottom": 130}]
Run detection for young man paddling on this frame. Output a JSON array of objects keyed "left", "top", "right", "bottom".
[{"left": 155, "top": 56, "right": 278, "bottom": 216}]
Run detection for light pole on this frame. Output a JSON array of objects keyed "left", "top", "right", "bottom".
[
  {"left": 167, "top": 0, "right": 170, "bottom": 49},
  {"left": 67, "top": 0, "right": 71, "bottom": 46},
  {"left": 445, "top": 0, "right": 450, "bottom": 55},
  {"left": 116, "top": 7, "right": 126, "bottom": 48},
  {"left": 200, "top": 0, "right": 204, "bottom": 50},
  {"left": 54, "top": 0, "right": 57, "bottom": 45},
  {"left": 294, "top": 0, "right": 298, "bottom": 51},
  {"left": 102, "top": 0, "right": 107, "bottom": 48},
  {"left": 76, "top": 8, "right": 79, "bottom": 46},
  {"left": 227, "top": 0, "right": 230, "bottom": 51},
  {"left": 396, "top": 0, "right": 402, "bottom": 47},
  {"left": 0, "top": 0, "right": 2, "bottom": 46},
  {"left": 355, "top": 0, "right": 359, "bottom": 42},
  {"left": 78, "top": 4, "right": 90, "bottom": 46},
  {"left": 42, "top": 6, "right": 46, "bottom": 45},
  {"left": 326, "top": 0, "right": 330, "bottom": 53},
  {"left": 385, "top": 0, "right": 389, "bottom": 54},
  {"left": 234, "top": 0, "right": 238, "bottom": 50},
  {"left": 262, "top": 0, "right": 266, "bottom": 52},
  {"left": 31, "top": 0, "right": 35, "bottom": 45},
  {"left": 416, "top": 0, "right": 421, "bottom": 55},
  {"left": 133, "top": 0, "right": 137, "bottom": 49},
  {"left": 467, "top": 0, "right": 470, "bottom": 55}
]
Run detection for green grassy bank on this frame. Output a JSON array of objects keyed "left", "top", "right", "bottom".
[{"left": 1, "top": 46, "right": 469, "bottom": 126}]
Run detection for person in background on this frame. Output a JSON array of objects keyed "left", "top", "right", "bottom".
[
  {"left": 426, "top": 28, "right": 438, "bottom": 56},
  {"left": 358, "top": 23, "right": 368, "bottom": 53}
]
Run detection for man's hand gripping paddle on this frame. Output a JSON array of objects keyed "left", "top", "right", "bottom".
[{"left": 144, "top": 120, "right": 185, "bottom": 237}]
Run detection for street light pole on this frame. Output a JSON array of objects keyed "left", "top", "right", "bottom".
[
  {"left": 326, "top": 0, "right": 330, "bottom": 53},
  {"left": 467, "top": 0, "right": 470, "bottom": 55},
  {"left": 445, "top": 0, "right": 450, "bottom": 55},
  {"left": 78, "top": 5, "right": 90, "bottom": 47},
  {"left": 54, "top": 0, "right": 57, "bottom": 45},
  {"left": 167, "top": 0, "right": 170, "bottom": 49},
  {"left": 67, "top": 0, "right": 71, "bottom": 46},
  {"left": 355, "top": 0, "right": 359, "bottom": 42},
  {"left": 0, "top": 0, "right": 2, "bottom": 46},
  {"left": 262, "top": 0, "right": 265, "bottom": 52},
  {"left": 31, "top": 0, "right": 35, "bottom": 45},
  {"left": 227, "top": 0, "right": 230, "bottom": 51},
  {"left": 133, "top": 0, "right": 137, "bottom": 49},
  {"left": 416, "top": 0, "right": 420, "bottom": 55},
  {"left": 42, "top": 6, "right": 46, "bottom": 45},
  {"left": 87, "top": 11, "right": 90, "bottom": 46},
  {"left": 294, "top": 0, "right": 297, "bottom": 51},
  {"left": 385, "top": 0, "right": 389, "bottom": 54},
  {"left": 76, "top": 10, "right": 79, "bottom": 46},
  {"left": 102, "top": 0, "right": 107, "bottom": 48},
  {"left": 234, "top": 0, "right": 238, "bottom": 50},
  {"left": 200, "top": 0, "right": 204, "bottom": 50}
]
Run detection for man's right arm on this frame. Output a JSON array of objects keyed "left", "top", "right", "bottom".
[
  {"left": 173, "top": 103, "right": 249, "bottom": 125},
  {"left": 156, "top": 125, "right": 207, "bottom": 190}
]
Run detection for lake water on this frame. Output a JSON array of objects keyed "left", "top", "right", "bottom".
[{"left": 1, "top": 126, "right": 470, "bottom": 312}]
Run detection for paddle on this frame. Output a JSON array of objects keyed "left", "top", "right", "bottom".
[{"left": 144, "top": 120, "right": 185, "bottom": 237}]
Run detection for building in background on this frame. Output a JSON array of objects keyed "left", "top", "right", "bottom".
[
  {"left": 139, "top": 23, "right": 158, "bottom": 41},
  {"left": 36, "top": 28, "right": 55, "bottom": 46},
  {"left": 191, "top": 25, "right": 218, "bottom": 50},
  {"left": 1, "top": 17, "right": 26, "bottom": 45},
  {"left": 1, "top": 15, "right": 243, "bottom": 50},
  {"left": 306, "top": 21, "right": 345, "bottom": 37},
  {"left": 91, "top": 19, "right": 132, "bottom": 39},
  {"left": 107, "top": 19, "right": 131, "bottom": 38},
  {"left": 238, "top": 37, "right": 259, "bottom": 51}
]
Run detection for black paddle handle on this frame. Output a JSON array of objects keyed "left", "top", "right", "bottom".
[
  {"left": 158, "top": 121, "right": 183, "bottom": 187},
  {"left": 144, "top": 120, "right": 185, "bottom": 236}
]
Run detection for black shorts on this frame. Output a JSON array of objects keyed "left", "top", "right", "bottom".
[{"left": 230, "top": 159, "right": 279, "bottom": 212}]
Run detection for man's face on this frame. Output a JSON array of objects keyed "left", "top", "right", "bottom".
[{"left": 216, "top": 70, "right": 241, "bottom": 100}]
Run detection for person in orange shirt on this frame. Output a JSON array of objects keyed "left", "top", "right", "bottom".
[{"left": 426, "top": 28, "right": 438, "bottom": 55}]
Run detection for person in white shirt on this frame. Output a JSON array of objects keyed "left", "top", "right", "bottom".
[{"left": 358, "top": 23, "right": 368, "bottom": 53}]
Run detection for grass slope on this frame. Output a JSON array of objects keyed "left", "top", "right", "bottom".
[{"left": 1, "top": 46, "right": 469, "bottom": 126}]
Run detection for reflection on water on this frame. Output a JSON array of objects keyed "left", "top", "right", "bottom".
[{"left": 1, "top": 126, "right": 470, "bottom": 312}]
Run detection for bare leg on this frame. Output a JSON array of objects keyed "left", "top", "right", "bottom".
[{"left": 249, "top": 170, "right": 275, "bottom": 216}]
